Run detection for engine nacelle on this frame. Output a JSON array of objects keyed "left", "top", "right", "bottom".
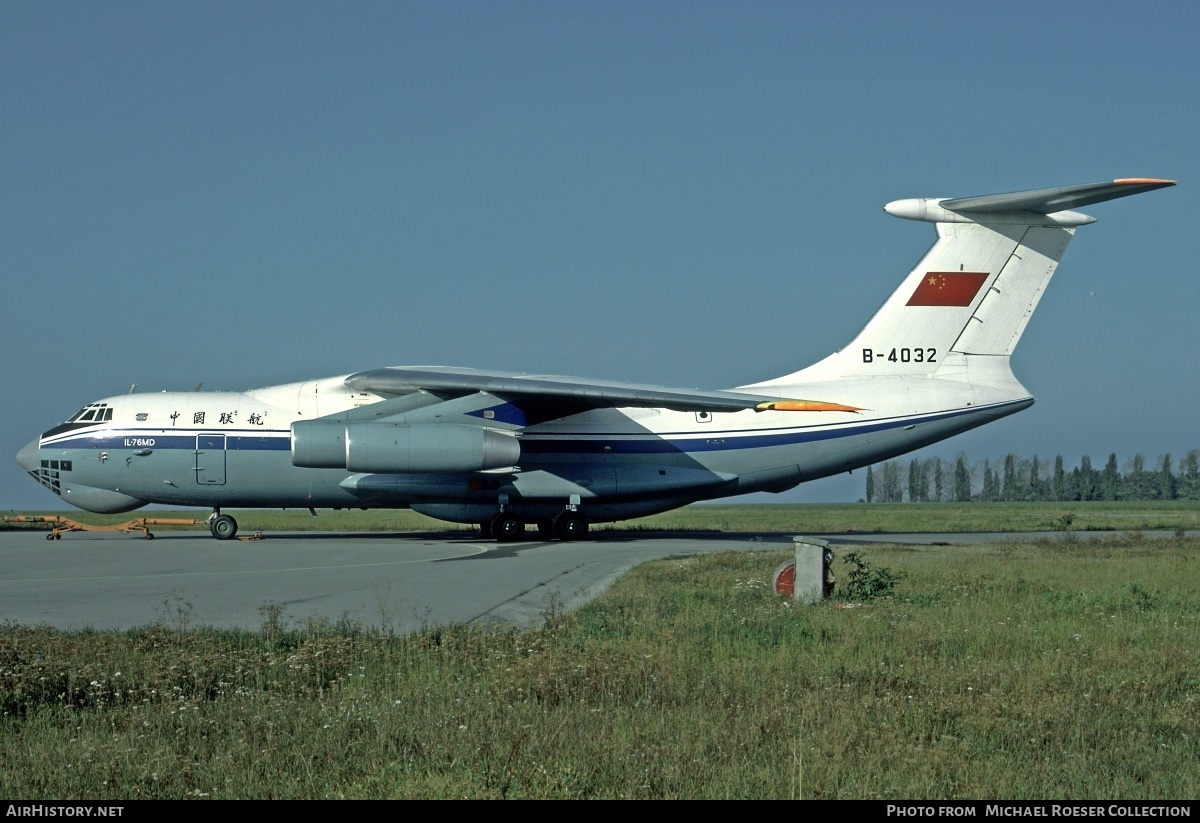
[{"left": 292, "top": 421, "right": 520, "bottom": 473}]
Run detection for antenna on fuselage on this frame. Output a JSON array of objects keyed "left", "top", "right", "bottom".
[
  {"left": 193, "top": 382, "right": 203, "bottom": 392},
  {"left": 128, "top": 384, "right": 137, "bottom": 394}
]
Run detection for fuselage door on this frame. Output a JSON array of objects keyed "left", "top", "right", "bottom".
[{"left": 195, "top": 434, "right": 227, "bottom": 485}]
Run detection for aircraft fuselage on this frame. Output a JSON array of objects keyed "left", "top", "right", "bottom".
[{"left": 19, "top": 373, "right": 1026, "bottom": 529}]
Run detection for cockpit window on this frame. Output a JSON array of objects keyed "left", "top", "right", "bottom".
[{"left": 68, "top": 403, "right": 113, "bottom": 423}]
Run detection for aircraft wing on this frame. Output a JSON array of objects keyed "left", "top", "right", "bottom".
[{"left": 344, "top": 366, "right": 861, "bottom": 421}]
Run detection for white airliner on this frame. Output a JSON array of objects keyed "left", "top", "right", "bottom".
[{"left": 17, "top": 178, "right": 1175, "bottom": 541}]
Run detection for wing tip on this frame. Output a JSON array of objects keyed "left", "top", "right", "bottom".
[{"left": 1114, "top": 177, "right": 1176, "bottom": 187}]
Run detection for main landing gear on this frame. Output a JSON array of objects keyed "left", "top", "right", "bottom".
[
  {"left": 207, "top": 509, "right": 238, "bottom": 541},
  {"left": 552, "top": 513, "right": 588, "bottom": 541},
  {"left": 490, "top": 513, "right": 526, "bottom": 541},
  {"left": 480, "top": 510, "right": 590, "bottom": 543}
]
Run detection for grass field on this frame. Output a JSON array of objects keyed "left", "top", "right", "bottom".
[
  {"left": 2, "top": 530, "right": 1197, "bottom": 799},
  {"left": 5, "top": 500, "right": 1200, "bottom": 536}
]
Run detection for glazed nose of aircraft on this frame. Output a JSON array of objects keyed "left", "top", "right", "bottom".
[{"left": 17, "top": 438, "right": 40, "bottom": 473}]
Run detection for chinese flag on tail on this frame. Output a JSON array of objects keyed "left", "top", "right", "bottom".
[{"left": 906, "top": 272, "right": 989, "bottom": 307}]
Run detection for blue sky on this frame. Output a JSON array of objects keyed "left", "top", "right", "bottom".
[{"left": 2, "top": 1, "right": 1196, "bottom": 510}]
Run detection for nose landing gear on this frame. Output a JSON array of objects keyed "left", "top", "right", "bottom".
[{"left": 207, "top": 509, "right": 238, "bottom": 540}]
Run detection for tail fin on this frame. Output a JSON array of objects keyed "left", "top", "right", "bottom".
[{"left": 753, "top": 179, "right": 1175, "bottom": 387}]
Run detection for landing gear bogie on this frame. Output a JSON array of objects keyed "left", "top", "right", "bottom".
[{"left": 480, "top": 511, "right": 591, "bottom": 542}]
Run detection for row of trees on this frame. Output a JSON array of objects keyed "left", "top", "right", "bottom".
[{"left": 865, "top": 451, "right": 1200, "bottom": 503}]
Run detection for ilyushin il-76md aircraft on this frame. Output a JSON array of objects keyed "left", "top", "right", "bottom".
[{"left": 18, "top": 178, "right": 1175, "bottom": 541}]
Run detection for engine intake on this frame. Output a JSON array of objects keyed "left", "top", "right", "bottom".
[{"left": 292, "top": 421, "right": 520, "bottom": 473}]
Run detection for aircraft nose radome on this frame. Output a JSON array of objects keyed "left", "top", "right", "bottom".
[{"left": 16, "top": 439, "right": 40, "bottom": 473}]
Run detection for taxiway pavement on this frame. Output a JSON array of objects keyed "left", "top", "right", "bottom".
[{"left": 0, "top": 528, "right": 1189, "bottom": 631}]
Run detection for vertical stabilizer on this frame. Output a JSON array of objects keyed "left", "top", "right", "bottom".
[{"left": 747, "top": 178, "right": 1174, "bottom": 388}]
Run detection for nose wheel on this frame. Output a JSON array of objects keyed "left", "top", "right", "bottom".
[{"left": 209, "top": 513, "right": 238, "bottom": 540}]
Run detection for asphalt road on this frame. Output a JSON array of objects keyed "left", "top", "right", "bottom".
[{"left": 0, "top": 528, "right": 1191, "bottom": 632}]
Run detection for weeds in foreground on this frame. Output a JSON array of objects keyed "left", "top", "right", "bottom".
[
  {"left": 1, "top": 537, "right": 1197, "bottom": 799},
  {"left": 837, "top": 551, "right": 906, "bottom": 601}
]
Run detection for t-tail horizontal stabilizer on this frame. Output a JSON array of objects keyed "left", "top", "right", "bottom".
[{"left": 883, "top": 178, "right": 1175, "bottom": 225}]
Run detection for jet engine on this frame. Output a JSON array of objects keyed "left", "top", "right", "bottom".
[{"left": 291, "top": 421, "right": 520, "bottom": 473}]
